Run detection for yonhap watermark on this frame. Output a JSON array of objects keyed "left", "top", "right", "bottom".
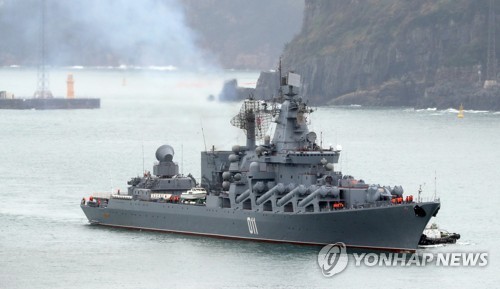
[
  {"left": 317, "top": 242, "right": 349, "bottom": 277},
  {"left": 351, "top": 251, "right": 488, "bottom": 267},
  {"left": 317, "top": 242, "right": 488, "bottom": 277}
]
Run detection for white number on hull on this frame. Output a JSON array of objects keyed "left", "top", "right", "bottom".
[{"left": 247, "top": 217, "right": 259, "bottom": 235}]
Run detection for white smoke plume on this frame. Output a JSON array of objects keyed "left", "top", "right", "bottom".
[{"left": 0, "top": 0, "right": 218, "bottom": 70}]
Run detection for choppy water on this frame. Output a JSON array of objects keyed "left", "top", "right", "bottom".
[{"left": 0, "top": 68, "right": 499, "bottom": 288}]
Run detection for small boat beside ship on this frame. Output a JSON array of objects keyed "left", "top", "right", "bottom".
[{"left": 419, "top": 223, "right": 461, "bottom": 246}]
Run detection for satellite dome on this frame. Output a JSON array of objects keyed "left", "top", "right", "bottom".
[{"left": 155, "top": 145, "right": 175, "bottom": 162}]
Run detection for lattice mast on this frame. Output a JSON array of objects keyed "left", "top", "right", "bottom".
[
  {"left": 230, "top": 99, "right": 273, "bottom": 148},
  {"left": 34, "top": 0, "right": 53, "bottom": 98},
  {"left": 485, "top": 0, "right": 498, "bottom": 88}
]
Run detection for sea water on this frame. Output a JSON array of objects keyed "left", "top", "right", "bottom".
[{"left": 0, "top": 67, "right": 499, "bottom": 288}]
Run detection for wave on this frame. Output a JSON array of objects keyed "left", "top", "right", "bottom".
[
  {"left": 446, "top": 108, "right": 490, "bottom": 114},
  {"left": 414, "top": 107, "right": 495, "bottom": 114},
  {"left": 57, "top": 65, "right": 179, "bottom": 71},
  {"left": 1, "top": 65, "right": 181, "bottom": 71},
  {"left": 116, "top": 65, "right": 178, "bottom": 71},
  {"left": 0, "top": 64, "right": 21, "bottom": 68},
  {"left": 146, "top": 65, "right": 178, "bottom": 71},
  {"left": 463, "top": 109, "right": 489, "bottom": 114},
  {"left": 416, "top": 107, "right": 437, "bottom": 112}
]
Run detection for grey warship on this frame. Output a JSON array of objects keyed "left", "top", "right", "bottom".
[{"left": 81, "top": 72, "right": 440, "bottom": 252}]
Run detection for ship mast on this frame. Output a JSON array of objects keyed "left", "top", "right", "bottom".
[
  {"left": 34, "top": 0, "right": 53, "bottom": 98},
  {"left": 485, "top": 0, "right": 498, "bottom": 88}
]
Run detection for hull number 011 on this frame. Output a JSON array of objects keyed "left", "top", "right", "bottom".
[{"left": 247, "top": 217, "right": 259, "bottom": 235}]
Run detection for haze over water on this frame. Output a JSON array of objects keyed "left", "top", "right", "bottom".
[{"left": 0, "top": 68, "right": 498, "bottom": 288}]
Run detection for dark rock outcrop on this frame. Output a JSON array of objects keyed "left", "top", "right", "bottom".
[
  {"left": 218, "top": 71, "right": 281, "bottom": 102},
  {"left": 218, "top": 79, "right": 255, "bottom": 102}
]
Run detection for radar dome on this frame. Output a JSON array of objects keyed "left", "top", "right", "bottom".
[
  {"left": 249, "top": 162, "right": 259, "bottom": 174},
  {"left": 155, "top": 145, "right": 175, "bottom": 162}
]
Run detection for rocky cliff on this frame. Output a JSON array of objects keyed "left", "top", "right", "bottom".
[{"left": 272, "top": 0, "right": 500, "bottom": 110}]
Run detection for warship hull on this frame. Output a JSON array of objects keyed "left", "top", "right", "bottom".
[
  {"left": 80, "top": 72, "right": 443, "bottom": 253},
  {"left": 81, "top": 200, "right": 440, "bottom": 252},
  {"left": 0, "top": 98, "right": 100, "bottom": 109}
]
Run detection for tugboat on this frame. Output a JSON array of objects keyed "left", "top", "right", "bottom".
[
  {"left": 419, "top": 223, "right": 461, "bottom": 246},
  {"left": 81, "top": 71, "right": 440, "bottom": 253}
]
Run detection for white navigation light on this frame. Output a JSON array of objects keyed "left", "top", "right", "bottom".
[
  {"left": 287, "top": 72, "right": 301, "bottom": 87},
  {"left": 335, "top": 144, "right": 343, "bottom": 152}
]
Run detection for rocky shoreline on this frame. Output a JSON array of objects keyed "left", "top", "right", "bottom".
[
  {"left": 329, "top": 79, "right": 500, "bottom": 111},
  {"left": 221, "top": 70, "right": 500, "bottom": 112}
]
